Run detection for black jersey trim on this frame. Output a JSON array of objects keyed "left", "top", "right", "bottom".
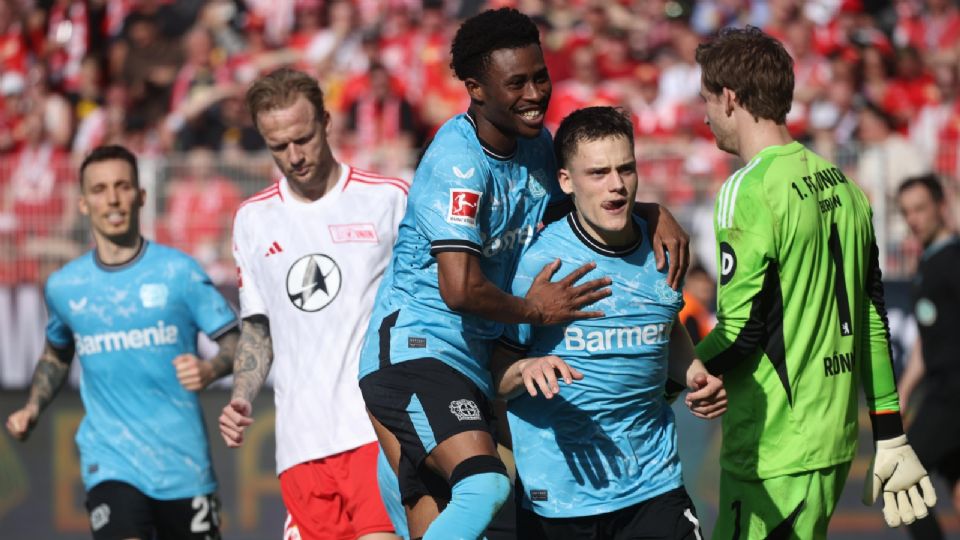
[
  {"left": 464, "top": 111, "right": 517, "bottom": 161},
  {"left": 766, "top": 500, "right": 805, "bottom": 540},
  {"left": 207, "top": 319, "right": 239, "bottom": 341},
  {"left": 379, "top": 310, "right": 401, "bottom": 370},
  {"left": 497, "top": 336, "right": 528, "bottom": 355},
  {"left": 869, "top": 411, "right": 905, "bottom": 440},
  {"left": 430, "top": 240, "right": 482, "bottom": 257},
  {"left": 706, "top": 261, "right": 792, "bottom": 407},
  {"left": 866, "top": 238, "right": 895, "bottom": 368},
  {"left": 94, "top": 237, "right": 148, "bottom": 272},
  {"left": 567, "top": 212, "right": 643, "bottom": 258}
]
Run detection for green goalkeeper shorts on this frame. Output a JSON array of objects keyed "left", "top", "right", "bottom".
[{"left": 711, "top": 461, "right": 851, "bottom": 540}]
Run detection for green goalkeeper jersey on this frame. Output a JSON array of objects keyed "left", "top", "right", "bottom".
[{"left": 695, "top": 141, "right": 899, "bottom": 480}]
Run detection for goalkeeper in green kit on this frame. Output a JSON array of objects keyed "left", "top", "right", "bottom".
[{"left": 693, "top": 27, "right": 937, "bottom": 538}]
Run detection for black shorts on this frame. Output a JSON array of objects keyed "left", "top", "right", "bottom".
[
  {"left": 517, "top": 486, "right": 702, "bottom": 540},
  {"left": 360, "top": 358, "right": 498, "bottom": 506},
  {"left": 908, "top": 396, "right": 960, "bottom": 485},
  {"left": 85, "top": 481, "right": 220, "bottom": 540}
]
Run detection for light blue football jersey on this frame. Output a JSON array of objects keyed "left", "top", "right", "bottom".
[
  {"left": 358, "top": 113, "right": 564, "bottom": 397},
  {"left": 503, "top": 213, "right": 686, "bottom": 518},
  {"left": 44, "top": 241, "right": 237, "bottom": 499}
]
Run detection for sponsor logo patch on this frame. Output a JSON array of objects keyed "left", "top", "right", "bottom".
[
  {"left": 286, "top": 254, "right": 342, "bottom": 312},
  {"left": 90, "top": 503, "right": 110, "bottom": 531},
  {"left": 530, "top": 490, "right": 548, "bottom": 502},
  {"left": 719, "top": 242, "right": 736, "bottom": 285},
  {"left": 449, "top": 399, "right": 481, "bottom": 421},
  {"left": 329, "top": 223, "right": 379, "bottom": 243},
  {"left": 447, "top": 189, "right": 481, "bottom": 226},
  {"left": 408, "top": 337, "right": 427, "bottom": 348}
]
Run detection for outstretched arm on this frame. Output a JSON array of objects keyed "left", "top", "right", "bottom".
[
  {"left": 6, "top": 340, "right": 75, "bottom": 441},
  {"left": 437, "top": 252, "right": 611, "bottom": 326},
  {"left": 219, "top": 316, "right": 272, "bottom": 448},
  {"left": 174, "top": 328, "right": 240, "bottom": 391}
]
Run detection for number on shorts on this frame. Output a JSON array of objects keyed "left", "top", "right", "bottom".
[{"left": 190, "top": 495, "right": 217, "bottom": 533}]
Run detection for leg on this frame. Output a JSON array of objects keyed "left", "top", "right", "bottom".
[
  {"left": 154, "top": 492, "right": 222, "bottom": 540},
  {"left": 85, "top": 481, "right": 154, "bottom": 540},
  {"left": 338, "top": 442, "right": 402, "bottom": 540},
  {"left": 278, "top": 459, "right": 354, "bottom": 540}
]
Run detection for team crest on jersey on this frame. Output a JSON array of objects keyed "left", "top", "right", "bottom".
[
  {"left": 527, "top": 169, "right": 549, "bottom": 199},
  {"left": 449, "top": 399, "right": 481, "bottom": 421},
  {"left": 139, "top": 284, "right": 169, "bottom": 308},
  {"left": 286, "top": 254, "right": 342, "bottom": 312},
  {"left": 655, "top": 279, "right": 683, "bottom": 304},
  {"left": 329, "top": 223, "right": 379, "bottom": 243},
  {"left": 448, "top": 189, "right": 481, "bottom": 226},
  {"left": 90, "top": 503, "right": 110, "bottom": 531}
]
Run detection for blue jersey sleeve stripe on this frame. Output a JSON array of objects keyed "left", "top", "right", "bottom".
[{"left": 429, "top": 240, "right": 482, "bottom": 256}]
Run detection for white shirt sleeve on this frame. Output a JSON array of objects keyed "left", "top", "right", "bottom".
[{"left": 233, "top": 209, "right": 268, "bottom": 318}]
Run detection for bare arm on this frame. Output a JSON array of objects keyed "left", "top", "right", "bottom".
[
  {"left": 667, "top": 320, "right": 727, "bottom": 419},
  {"left": 219, "top": 316, "right": 271, "bottom": 448},
  {"left": 230, "top": 315, "right": 273, "bottom": 404},
  {"left": 6, "top": 340, "right": 74, "bottom": 441},
  {"left": 436, "top": 252, "right": 610, "bottom": 326},
  {"left": 173, "top": 327, "right": 240, "bottom": 391},
  {"left": 491, "top": 344, "right": 583, "bottom": 401},
  {"left": 898, "top": 336, "right": 925, "bottom": 414}
]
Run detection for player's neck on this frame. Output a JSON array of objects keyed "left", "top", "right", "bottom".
[
  {"left": 468, "top": 106, "right": 518, "bottom": 157},
  {"left": 287, "top": 160, "right": 341, "bottom": 202},
  {"left": 95, "top": 233, "right": 144, "bottom": 266},
  {"left": 573, "top": 209, "right": 640, "bottom": 249},
  {"left": 737, "top": 121, "right": 793, "bottom": 163}
]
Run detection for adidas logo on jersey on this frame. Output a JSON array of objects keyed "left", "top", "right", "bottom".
[
  {"left": 74, "top": 321, "right": 179, "bottom": 355},
  {"left": 265, "top": 241, "right": 283, "bottom": 257},
  {"left": 564, "top": 323, "right": 671, "bottom": 352}
]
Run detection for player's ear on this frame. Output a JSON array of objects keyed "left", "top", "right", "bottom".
[
  {"left": 557, "top": 167, "right": 574, "bottom": 195},
  {"left": 464, "top": 77, "right": 484, "bottom": 102},
  {"left": 321, "top": 109, "right": 332, "bottom": 135},
  {"left": 722, "top": 87, "right": 737, "bottom": 116},
  {"left": 135, "top": 188, "right": 146, "bottom": 208}
]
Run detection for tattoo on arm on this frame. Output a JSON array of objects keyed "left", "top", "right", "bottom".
[
  {"left": 27, "top": 341, "right": 74, "bottom": 412},
  {"left": 231, "top": 315, "right": 273, "bottom": 403},
  {"left": 208, "top": 328, "right": 240, "bottom": 382}
]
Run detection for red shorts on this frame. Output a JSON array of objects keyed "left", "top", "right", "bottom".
[{"left": 280, "top": 442, "right": 394, "bottom": 540}]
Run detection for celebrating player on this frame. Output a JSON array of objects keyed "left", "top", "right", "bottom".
[
  {"left": 6, "top": 144, "right": 239, "bottom": 539},
  {"left": 357, "top": 9, "right": 690, "bottom": 540},
  {"left": 693, "top": 27, "right": 936, "bottom": 537},
  {"left": 217, "top": 68, "right": 405, "bottom": 540},
  {"left": 492, "top": 106, "right": 725, "bottom": 540},
  {"left": 896, "top": 174, "right": 960, "bottom": 540}
]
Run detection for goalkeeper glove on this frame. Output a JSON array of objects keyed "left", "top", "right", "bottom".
[{"left": 862, "top": 435, "right": 937, "bottom": 527}]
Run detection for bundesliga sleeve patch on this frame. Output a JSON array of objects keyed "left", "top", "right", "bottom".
[{"left": 447, "top": 189, "right": 482, "bottom": 226}]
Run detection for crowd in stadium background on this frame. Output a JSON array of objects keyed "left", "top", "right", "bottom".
[{"left": 1, "top": 0, "right": 959, "bottom": 334}]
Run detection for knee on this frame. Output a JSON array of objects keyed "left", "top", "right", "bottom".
[{"left": 449, "top": 455, "right": 511, "bottom": 509}]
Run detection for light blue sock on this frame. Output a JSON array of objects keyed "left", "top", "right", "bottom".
[{"left": 422, "top": 472, "right": 510, "bottom": 540}]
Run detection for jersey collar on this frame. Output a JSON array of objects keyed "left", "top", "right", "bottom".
[
  {"left": 567, "top": 211, "right": 643, "bottom": 257},
  {"left": 94, "top": 237, "right": 148, "bottom": 272},
  {"left": 463, "top": 111, "right": 517, "bottom": 161},
  {"left": 922, "top": 234, "right": 960, "bottom": 261}
]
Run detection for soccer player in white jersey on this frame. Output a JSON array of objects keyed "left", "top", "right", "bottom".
[
  {"left": 6, "top": 145, "right": 239, "bottom": 539},
  {"left": 217, "top": 69, "right": 404, "bottom": 540}
]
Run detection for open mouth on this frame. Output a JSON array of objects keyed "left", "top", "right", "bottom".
[
  {"left": 105, "top": 212, "right": 125, "bottom": 226},
  {"left": 516, "top": 108, "right": 544, "bottom": 124}
]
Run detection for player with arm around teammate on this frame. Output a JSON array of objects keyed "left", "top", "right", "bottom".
[
  {"left": 356, "top": 9, "right": 692, "bottom": 540},
  {"left": 693, "top": 27, "right": 936, "bottom": 538},
  {"left": 492, "top": 106, "right": 726, "bottom": 540},
  {"left": 216, "top": 69, "right": 405, "bottom": 540},
  {"left": 6, "top": 144, "right": 239, "bottom": 540}
]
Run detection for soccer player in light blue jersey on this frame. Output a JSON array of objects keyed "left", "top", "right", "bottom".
[
  {"left": 5, "top": 145, "right": 239, "bottom": 540},
  {"left": 493, "top": 107, "right": 726, "bottom": 540},
  {"left": 358, "top": 10, "right": 691, "bottom": 540}
]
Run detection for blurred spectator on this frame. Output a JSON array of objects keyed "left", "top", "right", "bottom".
[
  {"left": 170, "top": 27, "right": 231, "bottom": 113},
  {"left": 857, "top": 101, "right": 930, "bottom": 205},
  {"left": 24, "top": 64, "right": 73, "bottom": 150},
  {"left": 44, "top": 0, "right": 89, "bottom": 93},
  {"left": 70, "top": 55, "right": 104, "bottom": 126},
  {"left": 658, "top": 24, "right": 702, "bottom": 106},
  {"left": 784, "top": 17, "right": 830, "bottom": 138},
  {"left": 893, "top": 0, "right": 960, "bottom": 62},
  {"left": 114, "top": 9, "right": 182, "bottom": 126},
  {"left": 343, "top": 63, "right": 419, "bottom": 174},
  {"left": 545, "top": 46, "right": 619, "bottom": 133},
  {"left": 159, "top": 147, "right": 241, "bottom": 284},
  {"left": 678, "top": 265, "right": 717, "bottom": 345},
  {"left": 0, "top": 0, "right": 29, "bottom": 77},
  {"left": 910, "top": 59, "right": 959, "bottom": 172},
  {"left": 691, "top": 0, "right": 768, "bottom": 36},
  {"left": 303, "top": 0, "right": 366, "bottom": 77}
]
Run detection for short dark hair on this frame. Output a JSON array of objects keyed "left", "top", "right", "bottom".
[
  {"left": 695, "top": 26, "right": 794, "bottom": 124},
  {"left": 246, "top": 68, "right": 326, "bottom": 126},
  {"left": 79, "top": 145, "right": 139, "bottom": 189},
  {"left": 898, "top": 173, "right": 944, "bottom": 203},
  {"left": 450, "top": 8, "right": 541, "bottom": 82},
  {"left": 553, "top": 106, "right": 635, "bottom": 168}
]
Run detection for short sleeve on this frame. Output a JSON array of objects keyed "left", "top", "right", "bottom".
[
  {"left": 182, "top": 256, "right": 238, "bottom": 338},
  {"left": 44, "top": 283, "right": 72, "bottom": 348},
  {"left": 411, "top": 150, "right": 488, "bottom": 257},
  {"left": 232, "top": 210, "right": 268, "bottom": 318}
]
